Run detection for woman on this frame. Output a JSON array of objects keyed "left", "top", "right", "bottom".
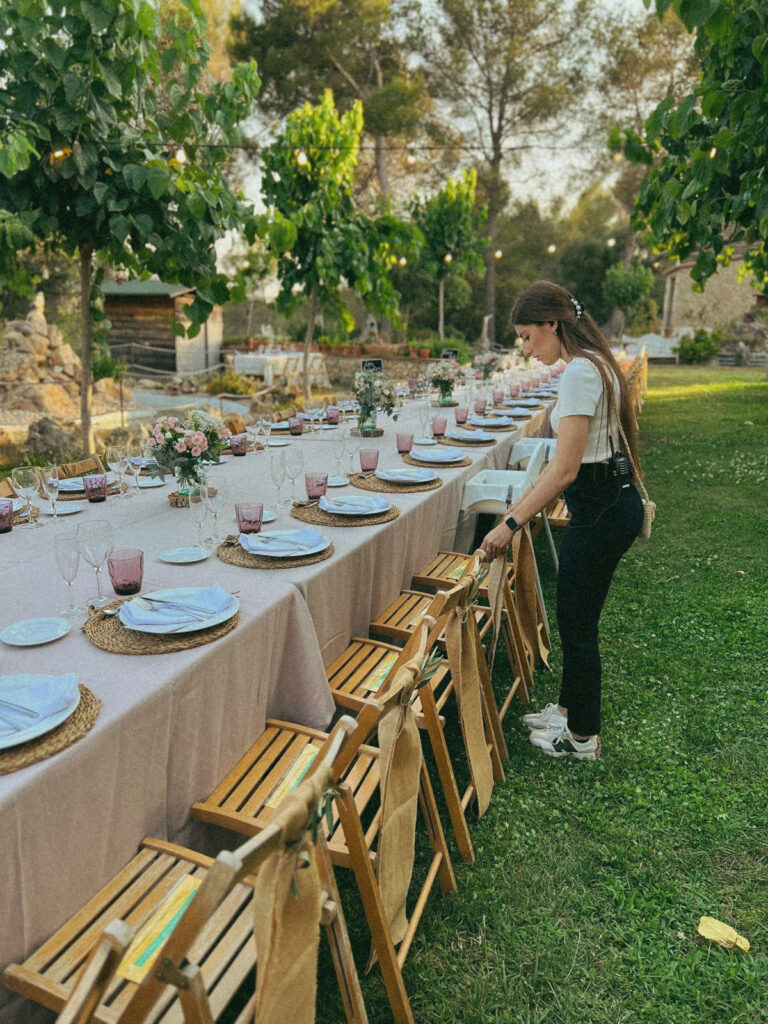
[{"left": 481, "top": 281, "right": 643, "bottom": 761}]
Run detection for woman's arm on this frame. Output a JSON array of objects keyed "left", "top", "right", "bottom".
[{"left": 480, "top": 416, "right": 589, "bottom": 559}]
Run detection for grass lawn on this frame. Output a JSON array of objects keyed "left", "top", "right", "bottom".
[{"left": 315, "top": 365, "right": 768, "bottom": 1023}]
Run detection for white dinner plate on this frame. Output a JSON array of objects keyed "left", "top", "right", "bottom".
[
  {"left": 327, "top": 476, "right": 349, "bottom": 487},
  {"left": 319, "top": 494, "right": 391, "bottom": 516},
  {"left": 0, "top": 675, "right": 81, "bottom": 750},
  {"left": 119, "top": 588, "right": 239, "bottom": 635},
  {"left": 267, "top": 439, "right": 291, "bottom": 447},
  {"left": 469, "top": 415, "right": 513, "bottom": 428},
  {"left": 271, "top": 420, "right": 290, "bottom": 430},
  {"left": 410, "top": 447, "right": 465, "bottom": 464},
  {"left": 157, "top": 546, "right": 212, "bottom": 564},
  {"left": 241, "top": 527, "right": 331, "bottom": 558},
  {"left": 10, "top": 497, "right": 24, "bottom": 512},
  {"left": 517, "top": 398, "right": 544, "bottom": 407},
  {"left": 262, "top": 509, "right": 277, "bottom": 523},
  {"left": 413, "top": 437, "right": 437, "bottom": 446},
  {"left": 37, "top": 501, "right": 86, "bottom": 516},
  {"left": 137, "top": 477, "right": 165, "bottom": 489},
  {"left": 375, "top": 467, "right": 437, "bottom": 484},
  {"left": 0, "top": 617, "right": 72, "bottom": 647},
  {"left": 58, "top": 472, "right": 117, "bottom": 493}
]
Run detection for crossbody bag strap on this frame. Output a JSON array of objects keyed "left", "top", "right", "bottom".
[{"left": 616, "top": 420, "right": 652, "bottom": 503}]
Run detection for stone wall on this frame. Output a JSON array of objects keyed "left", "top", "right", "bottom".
[
  {"left": 324, "top": 352, "right": 434, "bottom": 388},
  {"left": 663, "top": 259, "right": 758, "bottom": 332}
]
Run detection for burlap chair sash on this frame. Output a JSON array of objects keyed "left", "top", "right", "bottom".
[
  {"left": 443, "top": 578, "right": 494, "bottom": 818},
  {"left": 252, "top": 773, "right": 328, "bottom": 1024},
  {"left": 513, "top": 527, "right": 549, "bottom": 667},
  {"left": 486, "top": 554, "right": 507, "bottom": 676},
  {"left": 58, "top": 455, "right": 106, "bottom": 479},
  {"left": 373, "top": 654, "right": 424, "bottom": 951}
]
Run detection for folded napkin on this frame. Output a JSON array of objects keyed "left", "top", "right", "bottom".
[
  {"left": 239, "top": 526, "right": 327, "bottom": 557},
  {"left": 448, "top": 427, "right": 495, "bottom": 442},
  {"left": 120, "top": 585, "right": 233, "bottom": 629},
  {"left": 469, "top": 415, "right": 513, "bottom": 427},
  {"left": 319, "top": 495, "right": 389, "bottom": 514},
  {"left": 376, "top": 467, "right": 435, "bottom": 483},
  {"left": 0, "top": 673, "right": 79, "bottom": 738},
  {"left": 411, "top": 446, "right": 463, "bottom": 462},
  {"left": 59, "top": 472, "right": 116, "bottom": 492},
  {"left": 271, "top": 419, "right": 290, "bottom": 429}
]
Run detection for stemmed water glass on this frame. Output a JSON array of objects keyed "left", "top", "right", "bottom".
[
  {"left": 125, "top": 444, "right": 143, "bottom": 494},
  {"left": 285, "top": 449, "right": 304, "bottom": 503},
  {"left": 270, "top": 449, "right": 286, "bottom": 507},
  {"left": 40, "top": 464, "right": 60, "bottom": 523},
  {"left": 105, "top": 445, "right": 130, "bottom": 499},
  {"left": 418, "top": 401, "right": 431, "bottom": 440},
  {"left": 11, "top": 466, "right": 44, "bottom": 529},
  {"left": 54, "top": 532, "right": 83, "bottom": 616},
  {"left": 189, "top": 482, "right": 209, "bottom": 548},
  {"left": 202, "top": 479, "right": 229, "bottom": 546},
  {"left": 332, "top": 428, "right": 347, "bottom": 481},
  {"left": 76, "top": 520, "right": 114, "bottom": 608}
]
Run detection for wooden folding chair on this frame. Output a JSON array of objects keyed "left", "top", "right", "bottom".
[
  {"left": 365, "top": 576, "right": 507, "bottom": 863},
  {"left": 412, "top": 548, "right": 537, "bottom": 714},
  {"left": 0, "top": 477, "right": 16, "bottom": 497},
  {"left": 2, "top": 718, "right": 366, "bottom": 1024},
  {"left": 57, "top": 456, "right": 105, "bottom": 479},
  {"left": 192, "top": 622, "right": 456, "bottom": 1024}
]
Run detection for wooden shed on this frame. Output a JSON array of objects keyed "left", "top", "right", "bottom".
[{"left": 102, "top": 280, "right": 223, "bottom": 375}]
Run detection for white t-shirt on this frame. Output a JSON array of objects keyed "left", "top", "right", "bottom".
[{"left": 549, "top": 356, "right": 620, "bottom": 463}]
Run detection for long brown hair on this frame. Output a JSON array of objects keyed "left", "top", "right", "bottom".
[{"left": 511, "top": 281, "right": 641, "bottom": 477}]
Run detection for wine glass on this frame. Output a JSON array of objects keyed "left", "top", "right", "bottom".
[
  {"left": 284, "top": 449, "right": 304, "bottom": 503},
  {"left": 418, "top": 401, "right": 431, "bottom": 440},
  {"left": 54, "top": 532, "right": 83, "bottom": 616},
  {"left": 125, "top": 444, "right": 143, "bottom": 494},
  {"left": 332, "top": 429, "right": 347, "bottom": 480},
  {"left": 189, "top": 483, "right": 209, "bottom": 548},
  {"left": 202, "top": 479, "right": 229, "bottom": 546},
  {"left": 269, "top": 449, "right": 286, "bottom": 507},
  {"left": 105, "top": 445, "right": 130, "bottom": 499},
  {"left": 40, "top": 464, "right": 60, "bottom": 523},
  {"left": 11, "top": 466, "right": 44, "bottom": 529},
  {"left": 76, "top": 520, "right": 114, "bottom": 608}
]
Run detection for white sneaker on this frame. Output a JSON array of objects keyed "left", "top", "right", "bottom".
[
  {"left": 522, "top": 702, "right": 566, "bottom": 732},
  {"left": 530, "top": 721, "right": 601, "bottom": 761}
]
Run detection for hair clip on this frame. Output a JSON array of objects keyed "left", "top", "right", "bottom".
[{"left": 569, "top": 295, "right": 583, "bottom": 319}]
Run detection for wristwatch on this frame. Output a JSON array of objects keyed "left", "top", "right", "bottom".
[{"left": 504, "top": 513, "right": 522, "bottom": 533}]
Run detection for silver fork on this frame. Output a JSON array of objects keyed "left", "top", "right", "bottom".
[
  {"left": 0, "top": 697, "right": 39, "bottom": 718},
  {"left": 134, "top": 596, "right": 211, "bottom": 620}
]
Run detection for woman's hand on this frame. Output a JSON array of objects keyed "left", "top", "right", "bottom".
[{"left": 480, "top": 521, "right": 514, "bottom": 560}]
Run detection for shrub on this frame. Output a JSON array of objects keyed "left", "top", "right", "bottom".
[
  {"left": 206, "top": 370, "right": 256, "bottom": 396},
  {"left": 675, "top": 328, "right": 724, "bottom": 364}
]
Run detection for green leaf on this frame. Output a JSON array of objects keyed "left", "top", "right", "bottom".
[
  {"left": 675, "top": 0, "right": 721, "bottom": 30},
  {"left": 81, "top": 0, "right": 114, "bottom": 33},
  {"left": 123, "top": 163, "right": 148, "bottom": 192},
  {"left": 132, "top": 213, "right": 153, "bottom": 234},
  {"left": 146, "top": 166, "right": 170, "bottom": 200}
]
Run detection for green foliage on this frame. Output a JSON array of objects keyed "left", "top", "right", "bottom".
[
  {"left": 0, "top": 0, "right": 263, "bottom": 330},
  {"left": 205, "top": 369, "right": 257, "bottom": 396},
  {"left": 260, "top": 90, "right": 421, "bottom": 330},
  {"left": 91, "top": 346, "right": 122, "bottom": 382},
  {"left": 604, "top": 264, "right": 655, "bottom": 310},
  {"left": 411, "top": 169, "right": 486, "bottom": 281},
  {"left": 675, "top": 327, "right": 724, "bottom": 363},
  {"left": 632, "top": 0, "right": 768, "bottom": 290}
]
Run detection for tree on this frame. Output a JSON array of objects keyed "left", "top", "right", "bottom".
[
  {"left": 0, "top": 0, "right": 261, "bottom": 453},
  {"left": 230, "top": 0, "right": 428, "bottom": 200},
  {"left": 419, "top": 0, "right": 594, "bottom": 344},
  {"left": 259, "top": 90, "right": 419, "bottom": 398},
  {"left": 410, "top": 169, "right": 486, "bottom": 341},
  {"left": 628, "top": 0, "right": 768, "bottom": 292}
]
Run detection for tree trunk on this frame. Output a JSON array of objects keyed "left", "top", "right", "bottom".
[
  {"left": 302, "top": 286, "right": 319, "bottom": 402},
  {"left": 79, "top": 244, "right": 95, "bottom": 456},
  {"left": 438, "top": 278, "right": 445, "bottom": 341},
  {"left": 373, "top": 135, "right": 389, "bottom": 198},
  {"left": 483, "top": 250, "right": 496, "bottom": 347}
]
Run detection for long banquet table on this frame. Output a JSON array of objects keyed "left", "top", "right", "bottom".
[{"left": 0, "top": 392, "right": 552, "bottom": 1023}]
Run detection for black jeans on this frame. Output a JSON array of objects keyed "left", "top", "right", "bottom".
[{"left": 556, "top": 464, "right": 643, "bottom": 736}]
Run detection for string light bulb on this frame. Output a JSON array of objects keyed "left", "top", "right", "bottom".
[
  {"left": 406, "top": 151, "right": 416, "bottom": 165},
  {"left": 398, "top": 256, "right": 408, "bottom": 267},
  {"left": 443, "top": 253, "right": 453, "bottom": 264},
  {"left": 547, "top": 244, "right": 556, "bottom": 255},
  {"left": 493, "top": 249, "right": 503, "bottom": 260},
  {"left": 296, "top": 149, "right": 308, "bottom": 166},
  {"left": 606, "top": 237, "right": 616, "bottom": 248},
  {"left": 709, "top": 146, "right": 717, "bottom": 159}
]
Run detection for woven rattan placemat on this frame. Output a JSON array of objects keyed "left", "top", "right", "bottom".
[
  {"left": 0, "top": 685, "right": 101, "bottom": 775},
  {"left": 82, "top": 603, "right": 239, "bottom": 654},
  {"left": 348, "top": 472, "right": 442, "bottom": 493},
  {"left": 438, "top": 436, "right": 496, "bottom": 448},
  {"left": 401, "top": 453, "right": 472, "bottom": 469},
  {"left": 217, "top": 537, "right": 335, "bottom": 569},
  {"left": 12, "top": 506, "right": 40, "bottom": 525},
  {"left": 290, "top": 502, "right": 400, "bottom": 528}
]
